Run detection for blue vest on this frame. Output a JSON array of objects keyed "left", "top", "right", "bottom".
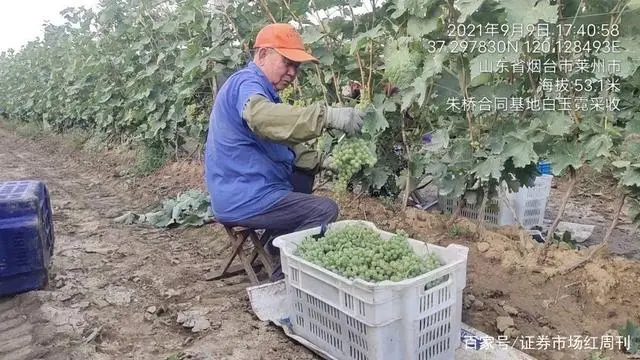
[{"left": 204, "top": 62, "right": 295, "bottom": 223}]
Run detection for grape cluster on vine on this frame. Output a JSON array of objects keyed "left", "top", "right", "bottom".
[
  {"left": 295, "top": 224, "right": 442, "bottom": 283},
  {"left": 331, "top": 138, "right": 376, "bottom": 192}
]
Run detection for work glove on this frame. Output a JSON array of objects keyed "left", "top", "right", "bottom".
[{"left": 325, "top": 106, "right": 365, "bottom": 136}]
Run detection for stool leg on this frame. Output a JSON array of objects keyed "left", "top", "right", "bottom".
[
  {"left": 248, "top": 231, "right": 274, "bottom": 277},
  {"left": 209, "top": 227, "right": 263, "bottom": 283},
  {"left": 249, "top": 230, "right": 274, "bottom": 265},
  {"left": 214, "top": 228, "right": 250, "bottom": 278},
  {"left": 235, "top": 236, "right": 260, "bottom": 285}
]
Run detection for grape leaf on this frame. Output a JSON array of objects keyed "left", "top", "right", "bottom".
[
  {"left": 431, "top": 71, "right": 463, "bottom": 106},
  {"left": 472, "top": 155, "right": 506, "bottom": 181},
  {"left": 407, "top": 16, "right": 439, "bottom": 38},
  {"left": 498, "top": 0, "right": 558, "bottom": 40},
  {"left": 362, "top": 104, "right": 389, "bottom": 135},
  {"left": 489, "top": 135, "right": 506, "bottom": 155},
  {"left": 393, "top": 0, "right": 440, "bottom": 18},
  {"left": 524, "top": 118, "right": 550, "bottom": 143},
  {"left": 147, "top": 211, "right": 173, "bottom": 228},
  {"left": 411, "top": 154, "right": 429, "bottom": 176},
  {"left": 583, "top": 134, "right": 614, "bottom": 161},
  {"left": 546, "top": 142, "right": 583, "bottom": 175},
  {"left": 594, "top": 36, "right": 640, "bottom": 79},
  {"left": 401, "top": 88, "right": 417, "bottom": 112},
  {"left": 350, "top": 25, "right": 385, "bottom": 54},
  {"left": 409, "top": 52, "right": 447, "bottom": 107},
  {"left": 469, "top": 55, "right": 489, "bottom": 81},
  {"left": 437, "top": 172, "right": 468, "bottom": 198},
  {"left": 622, "top": 113, "right": 640, "bottom": 134},
  {"left": 367, "top": 168, "right": 389, "bottom": 189},
  {"left": 588, "top": 157, "right": 608, "bottom": 173},
  {"left": 622, "top": 136, "right": 640, "bottom": 156},
  {"left": 454, "top": 0, "right": 486, "bottom": 22},
  {"left": 422, "top": 129, "right": 450, "bottom": 152},
  {"left": 624, "top": 0, "right": 640, "bottom": 11},
  {"left": 540, "top": 112, "right": 574, "bottom": 136},
  {"left": 620, "top": 168, "right": 640, "bottom": 187},
  {"left": 423, "top": 52, "right": 447, "bottom": 79},
  {"left": 302, "top": 26, "right": 325, "bottom": 44},
  {"left": 425, "top": 161, "right": 448, "bottom": 179},
  {"left": 503, "top": 139, "right": 538, "bottom": 168},
  {"left": 313, "top": 47, "right": 335, "bottom": 66},
  {"left": 384, "top": 38, "right": 421, "bottom": 88}
]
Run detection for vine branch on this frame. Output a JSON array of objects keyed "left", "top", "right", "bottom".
[
  {"left": 545, "top": 167, "right": 578, "bottom": 248},
  {"left": 555, "top": 192, "right": 627, "bottom": 276}
]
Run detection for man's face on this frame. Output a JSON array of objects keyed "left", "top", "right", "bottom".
[{"left": 256, "top": 48, "right": 300, "bottom": 91}]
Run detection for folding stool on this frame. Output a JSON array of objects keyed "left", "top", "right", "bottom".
[{"left": 209, "top": 225, "right": 275, "bottom": 285}]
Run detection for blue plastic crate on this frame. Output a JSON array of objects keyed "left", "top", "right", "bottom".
[
  {"left": 0, "top": 180, "right": 55, "bottom": 297},
  {"left": 537, "top": 161, "right": 552, "bottom": 175}
]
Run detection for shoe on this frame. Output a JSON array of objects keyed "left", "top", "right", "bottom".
[
  {"left": 265, "top": 242, "right": 281, "bottom": 258},
  {"left": 270, "top": 265, "right": 285, "bottom": 282}
]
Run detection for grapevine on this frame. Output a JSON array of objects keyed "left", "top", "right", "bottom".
[
  {"left": 331, "top": 137, "right": 377, "bottom": 193},
  {"left": 296, "top": 224, "right": 442, "bottom": 283}
]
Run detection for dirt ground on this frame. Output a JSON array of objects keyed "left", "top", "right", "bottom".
[{"left": 1, "top": 121, "right": 639, "bottom": 360}]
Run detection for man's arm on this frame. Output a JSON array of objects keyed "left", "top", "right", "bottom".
[
  {"left": 242, "top": 95, "right": 326, "bottom": 146},
  {"left": 292, "top": 141, "right": 321, "bottom": 173}
]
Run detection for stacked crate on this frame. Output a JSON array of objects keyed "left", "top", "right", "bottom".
[{"left": 0, "top": 180, "right": 55, "bottom": 297}]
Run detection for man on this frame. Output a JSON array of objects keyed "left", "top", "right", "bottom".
[{"left": 204, "top": 23, "right": 364, "bottom": 280}]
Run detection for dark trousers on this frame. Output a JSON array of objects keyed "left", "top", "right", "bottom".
[
  {"left": 226, "top": 169, "right": 338, "bottom": 235},
  {"left": 225, "top": 169, "right": 339, "bottom": 276}
]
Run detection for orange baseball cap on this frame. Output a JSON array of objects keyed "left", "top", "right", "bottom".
[{"left": 253, "top": 23, "right": 318, "bottom": 63}]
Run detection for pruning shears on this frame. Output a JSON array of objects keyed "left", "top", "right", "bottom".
[{"left": 311, "top": 223, "right": 328, "bottom": 240}]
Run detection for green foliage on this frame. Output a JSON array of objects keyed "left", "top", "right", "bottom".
[
  {"left": 448, "top": 224, "right": 471, "bottom": 236},
  {"left": 384, "top": 37, "right": 423, "bottom": 88},
  {"left": 588, "top": 351, "right": 610, "bottom": 360},
  {"left": 618, "top": 320, "right": 640, "bottom": 354},
  {"left": 1, "top": 0, "right": 639, "bottom": 225},
  {"left": 0, "top": 0, "right": 233, "bottom": 153},
  {"left": 135, "top": 140, "right": 168, "bottom": 175},
  {"left": 114, "top": 189, "right": 212, "bottom": 228}
]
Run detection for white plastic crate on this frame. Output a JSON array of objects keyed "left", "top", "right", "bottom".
[
  {"left": 272, "top": 220, "right": 469, "bottom": 360},
  {"left": 438, "top": 175, "right": 553, "bottom": 229}
]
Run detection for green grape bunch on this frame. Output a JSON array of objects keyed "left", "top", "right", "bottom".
[
  {"left": 280, "top": 85, "right": 294, "bottom": 103},
  {"left": 186, "top": 103, "right": 198, "bottom": 122},
  {"left": 280, "top": 85, "right": 306, "bottom": 107},
  {"left": 295, "top": 224, "right": 443, "bottom": 283},
  {"left": 331, "top": 138, "right": 377, "bottom": 192}
]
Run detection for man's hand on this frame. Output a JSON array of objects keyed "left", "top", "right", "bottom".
[{"left": 325, "top": 107, "right": 364, "bottom": 135}]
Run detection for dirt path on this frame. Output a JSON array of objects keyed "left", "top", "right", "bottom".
[{"left": 0, "top": 126, "right": 316, "bottom": 359}]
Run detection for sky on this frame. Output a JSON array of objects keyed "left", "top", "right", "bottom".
[
  {"left": 0, "top": 0, "right": 376, "bottom": 52},
  {"left": 0, "top": 0, "right": 100, "bottom": 52}
]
